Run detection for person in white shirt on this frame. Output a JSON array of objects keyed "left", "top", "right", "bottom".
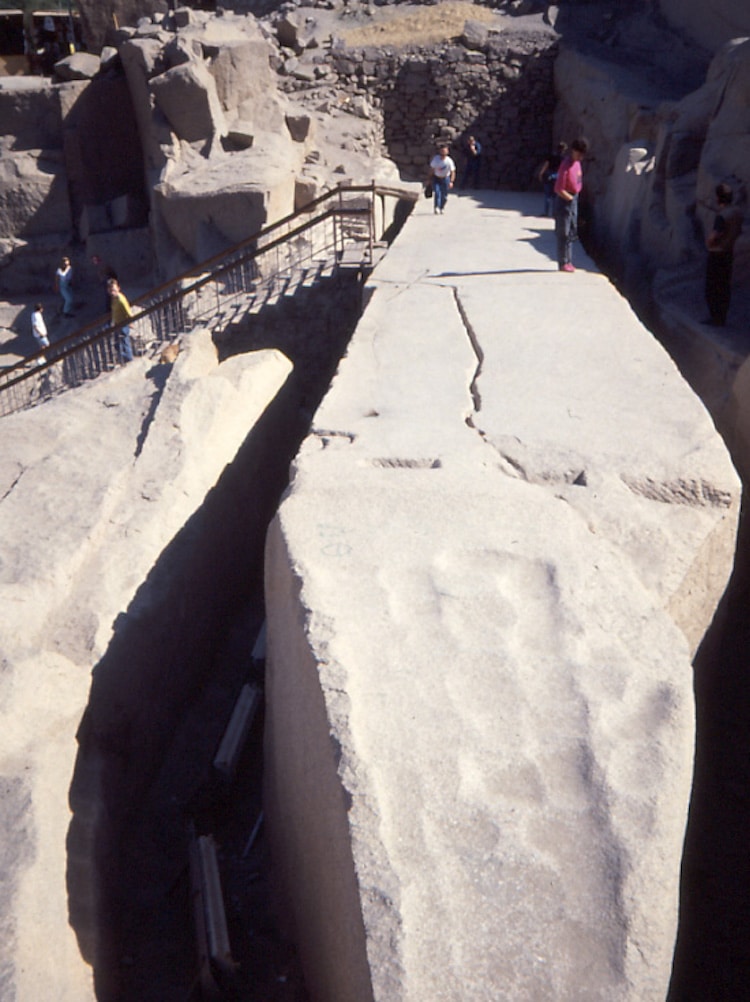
[
  {"left": 429, "top": 144, "right": 457, "bottom": 215},
  {"left": 31, "top": 303, "right": 49, "bottom": 360}
]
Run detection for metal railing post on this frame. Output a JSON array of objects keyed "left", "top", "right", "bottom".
[{"left": 369, "top": 178, "right": 376, "bottom": 266}]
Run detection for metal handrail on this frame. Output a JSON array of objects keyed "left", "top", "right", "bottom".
[{"left": 0, "top": 181, "right": 413, "bottom": 418}]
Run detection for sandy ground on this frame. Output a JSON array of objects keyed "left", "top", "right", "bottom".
[{"left": 335, "top": 0, "right": 511, "bottom": 47}]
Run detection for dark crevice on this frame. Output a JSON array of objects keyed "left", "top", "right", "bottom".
[
  {"left": 452, "top": 286, "right": 483, "bottom": 415},
  {"left": 67, "top": 271, "right": 364, "bottom": 1001},
  {"left": 668, "top": 496, "right": 750, "bottom": 1001}
]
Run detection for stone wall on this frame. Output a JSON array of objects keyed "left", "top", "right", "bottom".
[{"left": 324, "top": 30, "right": 558, "bottom": 185}]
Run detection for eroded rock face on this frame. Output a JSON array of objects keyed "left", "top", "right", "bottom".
[
  {"left": 552, "top": 32, "right": 750, "bottom": 484},
  {"left": 0, "top": 143, "right": 71, "bottom": 240},
  {"left": 554, "top": 38, "right": 750, "bottom": 292},
  {"left": 0, "top": 334, "right": 294, "bottom": 1001}
]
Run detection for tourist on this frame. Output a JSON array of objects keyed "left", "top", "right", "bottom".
[
  {"left": 703, "top": 182, "right": 742, "bottom": 327},
  {"left": 108, "top": 278, "right": 134, "bottom": 363},
  {"left": 429, "top": 144, "right": 457, "bottom": 215},
  {"left": 54, "top": 255, "right": 74, "bottom": 316},
  {"left": 461, "top": 134, "right": 482, "bottom": 190},
  {"left": 31, "top": 303, "right": 49, "bottom": 355},
  {"left": 537, "top": 141, "right": 567, "bottom": 217},
  {"left": 553, "top": 137, "right": 589, "bottom": 273}
]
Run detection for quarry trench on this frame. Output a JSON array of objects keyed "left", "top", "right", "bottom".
[
  {"left": 67, "top": 270, "right": 365, "bottom": 1001},
  {"left": 61, "top": 248, "right": 750, "bottom": 999}
]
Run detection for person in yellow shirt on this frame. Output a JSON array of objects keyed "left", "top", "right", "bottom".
[{"left": 108, "top": 278, "right": 134, "bottom": 362}]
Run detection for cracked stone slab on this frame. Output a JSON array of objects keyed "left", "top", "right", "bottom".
[{"left": 263, "top": 191, "right": 741, "bottom": 1002}]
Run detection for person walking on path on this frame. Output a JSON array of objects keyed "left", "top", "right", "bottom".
[
  {"left": 461, "top": 135, "right": 482, "bottom": 190},
  {"left": 703, "top": 182, "right": 742, "bottom": 327},
  {"left": 429, "top": 144, "right": 457, "bottom": 215},
  {"left": 553, "top": 137, "right": 589, "bottom": 272},
  {"left": 55, "top": 256, "right": 74, "bottom": 316},
  {"left": 31, "top": 303, "right": 50, "bottom": 358},
  {"left": 108, "top": 278, "right": 134, "bottom": 363},
  {"left": 537, "top": 141, "right": 567, "bottom": 217}
]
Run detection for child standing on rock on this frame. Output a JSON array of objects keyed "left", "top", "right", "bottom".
[{"left": 31, "top": 302, "right": 49, "bottom": 358}]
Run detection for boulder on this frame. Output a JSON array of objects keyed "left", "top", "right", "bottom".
[
  {"left": 162, "top": 33, "right": 200, "bottom": 68},
  {"left": 208, "top": 36, "right": 287, "bottom": 132},
  {"left": 276, "top": 10, "right": 322, "bottom": 54},
  {"left": 462, "top": 19, "right": 490, "bottom": 51},
  {"left": 153, "top": 135, "right": 299, "bottom": 261},
  {"left": 173, "top": 6, "right": 198, "bottom": 31},
  {"left": 53, "top": 52, "right": 102, "bottom": 81},
  {"left": 99, "top": 45, "right": 119, "bottom": 67},
  {"left": 149, "top": 59, "right": 227, "bottom": 145}
]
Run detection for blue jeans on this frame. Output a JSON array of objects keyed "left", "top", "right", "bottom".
[
  {"left": 433, "top": 175, "right": 449, "bottom": 210},
  {"left": 462, "top": 157, "right": 480, "bottom": 189},
  {"left": 542, "top": 180, "right": 557, "bottom": 216},
  {"left": 59, "top": 280, "right": 73, "bottom": 314},
  {"left": 117, "top": 326, "right": 134, "bottom": 363},
  {"left": 554, "top": 194, "right": 578, "bottom": 267}
]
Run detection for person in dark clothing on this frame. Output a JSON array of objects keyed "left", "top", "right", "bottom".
[
  {"left": 703, "top": 183, "right": 742, "bottom": 327},
  {"left": 461, "top": 135, "right": 482, "bottom": 190},
  {"left": 537, "top": 141, "right": 567, "bottom": 216}
]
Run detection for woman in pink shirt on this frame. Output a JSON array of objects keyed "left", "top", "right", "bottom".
[{"left": 553, "top": 137, "right": 589, "bottom": 272}]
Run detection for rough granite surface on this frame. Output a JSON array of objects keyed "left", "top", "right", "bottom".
[
  {"left": 0, "top": 334, "right": 292, "bottom": 1001},
  {"left": 264, "top": 192, "right": 741, "bottom": 1002}
]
